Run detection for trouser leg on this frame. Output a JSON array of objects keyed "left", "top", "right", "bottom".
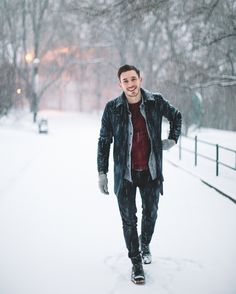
[
  {"left": 116, "top": 180, "right": 141, "bottom": 263},
  {"left": 139, "top": 172, "right": 160, "bottom": 247}
]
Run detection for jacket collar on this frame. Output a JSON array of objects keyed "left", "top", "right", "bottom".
[
  {"left": 141, "top": 88, "right": 155, "bottom": 102},
  {"left": 115, "top": 88, "right": 155, "bottom": 108}
]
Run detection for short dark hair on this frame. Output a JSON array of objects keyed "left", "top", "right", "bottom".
[{"left": 117, "top": 64, "right": 140, "bottom": 80}]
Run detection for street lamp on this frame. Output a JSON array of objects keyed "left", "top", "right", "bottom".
[
  {"left": 24, "top": 53, "right": 40, "bottom": 122},
  {"left": 32, "top": 57, "right": 40, "bottom": 122}
]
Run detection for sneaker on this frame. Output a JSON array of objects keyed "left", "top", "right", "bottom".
[
  {"left": 142, "top": 248, "right": 152, "bottom": 264},
  {"left": 131, "top": 263, "right": 145, "bottom": 285},
  {"left": 139, "top": 236, "right": 152, "bottom": 264}
]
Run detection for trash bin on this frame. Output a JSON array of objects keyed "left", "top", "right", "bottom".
[{"left": 38, "top": 119, "right": 48, "bottom": 134}]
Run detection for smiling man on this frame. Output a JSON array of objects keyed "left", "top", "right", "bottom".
[
  {"left": 120, "top": 69, "right": 142, "bottom": 102},
  {"left": 97, "top": 64, "right": 182, "bottom": 285}
]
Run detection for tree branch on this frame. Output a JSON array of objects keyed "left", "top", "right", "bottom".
[
  {"left": 207, "top": 32, "right": 236, "bottom": 45},
  {"left": 187, "top": 79, "right": 236, "bottom": 89}
]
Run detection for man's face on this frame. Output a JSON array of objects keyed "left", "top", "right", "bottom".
[{"left": 119, "top": 70, "right": 142, "bottom": 99}]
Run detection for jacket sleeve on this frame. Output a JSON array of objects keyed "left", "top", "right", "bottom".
[
  {"left": 160, "top": 96, "right": 182, "bottom": 143},
  {"left": 97, "top": 103, "right": 113, "bottom": 174}
]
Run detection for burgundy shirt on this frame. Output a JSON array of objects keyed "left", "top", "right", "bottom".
[{"left": 128, "top": 100, "right": 150, "bottom": 171}]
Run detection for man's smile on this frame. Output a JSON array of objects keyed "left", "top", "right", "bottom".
[{"left": 128, "top": 86, "right": 137, "bottom": 92}]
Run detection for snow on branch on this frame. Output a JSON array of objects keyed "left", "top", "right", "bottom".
[{"left": 188, "top": 78, "right": 236, "bottom": 89}]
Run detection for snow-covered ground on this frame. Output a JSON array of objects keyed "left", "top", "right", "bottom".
[{"left": 0, "top": 111, "right": 236, "bottom": 294}]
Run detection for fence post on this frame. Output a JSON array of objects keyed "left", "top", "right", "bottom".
[
  {"left": 195, "top": 135, "right": 197, "bottom": 166},
  {"left": 235, "top": 151, "right": 236, "bottom": 170},
  {"left": 179, "top": 135, "right": 182, "bottom": 160},
  {"left": 216, "top": 144, "right": 219, "bottom": 176}
]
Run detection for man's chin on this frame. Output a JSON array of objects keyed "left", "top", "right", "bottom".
[{"left": 127, "top": 90, "right": 139, "bottom": 97}]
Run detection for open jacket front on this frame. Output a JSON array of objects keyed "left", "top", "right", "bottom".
[{"left": 97, "top": 88, "right": 182, "bottom": 195}]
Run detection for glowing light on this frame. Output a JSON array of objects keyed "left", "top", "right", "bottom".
[
  {"left": 25, "top": 53, "right": 34, "bottom": 63},
  {"left": 16, "top": 88, "right": 22, "bottom": 94}
]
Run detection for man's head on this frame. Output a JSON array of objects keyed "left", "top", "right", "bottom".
[
  {"left": 117, "top": 64, "right": 142, "bottom": 102},
  {"left": 117, "top": 64, "right": 140, "bottom": 80}
]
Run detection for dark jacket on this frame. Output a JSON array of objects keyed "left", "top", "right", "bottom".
[{"left": 97, "top": 88, "right": 182, "bottom": 195}]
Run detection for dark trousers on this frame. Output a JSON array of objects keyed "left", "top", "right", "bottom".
[{"left": 116, "top": 170, "right": 160, "bottom": 263}]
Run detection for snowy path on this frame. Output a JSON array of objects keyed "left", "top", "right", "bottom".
[{"left": 0, "top": 112, "right": 236, "bottom": 294}]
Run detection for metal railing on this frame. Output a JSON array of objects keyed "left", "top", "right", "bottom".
[{"left": 178, "top": 135, "right": 236, "bottom": 176}]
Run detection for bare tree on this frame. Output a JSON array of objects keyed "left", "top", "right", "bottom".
[
  {"left": 1, "top": 0, "right": 235, "bottom": 130},
  {"left": 0, "top": 0, "right": 78, "bottom": 121},
  {"left": 0, "top": 0, "right": 23, "bottom": 115}
]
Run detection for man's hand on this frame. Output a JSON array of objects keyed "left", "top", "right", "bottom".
[
  {"left": 162, "top": 139, "right": 176, "bottom": 150},
  {"left": 98, "top": 173, "right": 109, "bottom": 195}
]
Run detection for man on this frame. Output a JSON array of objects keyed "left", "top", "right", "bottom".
[{"left": 97, "top": 64, "right": 182, "bottom": 285}]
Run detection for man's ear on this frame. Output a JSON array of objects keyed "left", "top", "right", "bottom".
[{"left": 119, "top": 82, "right": 122, "bottom": 88}]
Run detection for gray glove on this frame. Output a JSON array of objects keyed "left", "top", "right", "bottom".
[
  {"left": 162, "top": 139, "right": 176, "bottom": 150},
  {"left": 98, "top": 173, "right": 109, "bottom": 195}
]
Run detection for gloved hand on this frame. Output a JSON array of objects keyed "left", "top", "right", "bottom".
[
  {"left": 162, "top": 139, "right": 176, "bottom": 150},
  {"left": 98, "top": 173, "right": 109, "bottom": 195}
]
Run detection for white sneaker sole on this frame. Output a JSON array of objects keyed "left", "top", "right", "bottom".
[{"left": 142, "top": 255, "right": 152, "bottom": 264}]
